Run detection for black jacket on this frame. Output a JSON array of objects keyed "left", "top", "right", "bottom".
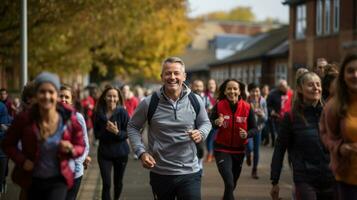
[
  {"left": 270, "top": 103, "right": 334, "bottom": 186},
  {"left": 94, "top": 106, "right": 130, "bottom": 157}
]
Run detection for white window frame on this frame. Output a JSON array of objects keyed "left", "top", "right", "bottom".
[
  {"left": 324, "top": 0, "right": 331, "bottom": 35},
  {"left": 296, "top": 4, "right": 307, "bottom": 39},
  {"left": 333, "top": 0, "right": 340, "bottom": 33},
  {"left": 316, "top": 0, "right": 323, "bottom": 36}
]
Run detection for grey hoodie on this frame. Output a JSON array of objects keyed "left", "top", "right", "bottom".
[{"left": 128, "top": 84, "right": 212, "bottom": 175}]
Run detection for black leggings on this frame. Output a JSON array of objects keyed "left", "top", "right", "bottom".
[
  {"left": 28, "top": 176, "right": 68, "bottom": 200},
  {"left": 98, "top": 153, "right": 128, "bottom": 200},
  {"left": 66, "top": 176, "right": 82, "bottom": 200},
  {"left": 214, "top": 151, "right": 245, "bottom": 200}
]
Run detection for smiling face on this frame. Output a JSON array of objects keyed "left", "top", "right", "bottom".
[
  {"left": 298, "top": 74, "right": 322, "bottom": 104},
  {"left": 249, "top": 87, "right": 261, "bottom": 100},
  {"left": 36, "top": 83, "right": 58, "bottom": 111},
  {"left": 207, "top": 79, "right": 216, "bottom": 93},
  {"left": 161, "top": 62, "right": 186, "bottom": 97},
  {"left": 59, "top": 89, "right": 73, "bottom": 105},
  {"left": 105, "top": 89, "right": 119, "bottom": 110},
  {"left": 344, "top": 60, "right": 357, "bottom": 94},
  {"left": 224, "top": 81, "right": 240, "bottom": 103}
]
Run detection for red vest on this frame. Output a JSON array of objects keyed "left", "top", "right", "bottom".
[{"left": 215, "top": 99, "right": 250, "bottom": 148}]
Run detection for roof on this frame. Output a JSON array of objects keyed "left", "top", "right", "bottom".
[
  {"left": 266, "top": 40, "right": 289, "bottom": 57},
  {"left": 209, "top": 26, "right": 289, "bottom": 67},
  {"left": 179, "top": 49, "right": 217, "bottom": 72},
  {"left": 282, "top": 0, "right": 305, "bottom": 5},
  {"left": 213, "top": 34, "right": 251, "bottom": 51}
]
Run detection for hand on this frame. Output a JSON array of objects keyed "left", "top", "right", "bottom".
[
  {"left": 59, "top": 140, "right": 74, "bottom": 155},
  {"left": 270, "top": 184, "right": 281, "bottom": 200},
  {"left": 140, "top": 152, "right": 156, "bottom": 169},
  {"left": 339, "top": 143, "right": 357, "bottom": 156},
  {"left": 188, "top": 129, "right": 203, "bottom": 143},
  {"left": 215, "top": 114, "right": 224, "bottom": 127},
  {"left": 256, "top": 109, "right": 264, "bottom": 117},
  {"left": 83, "top": 156, "right": 92, "bottom": 169},
  {"left": 106, "top": 121, "right": 119, "bottom": 134},
  {"left": 239, "top": 128, "right": 247, "bottom": 139},
  {"left": 23, "top": 159, "right": 34, "bottom": 171},
  {"left": 0, "top": 124, "right": 8, "bottom": 131}
]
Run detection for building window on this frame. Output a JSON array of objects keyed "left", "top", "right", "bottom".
[
  {"left": 324, "top": 0, "right": 331, "bottom": 35},
  {"left": 333, "top": 0, "right": 339, "bottom": 33},
  {"left": 296, "top": 4, "right": 307, "bottom": 39},
  {"left": 255, "top": 65, "right": 261, "bottom": 84},
  {"left": 275, "top": 63, "right": 288, "bottom": 85},
  {"left": 249, "top": 66, "right": 254, "bottom": 84},
  {"left": 316, "top": 0, "right": 323, "bottom": 36},
  {"left": 236, "top": 68, "right": 241, "bottom": 80}
]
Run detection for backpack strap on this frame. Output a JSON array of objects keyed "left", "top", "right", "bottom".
[
  {"left": 147, "top": 92, "right": 160, "bottom": 126},
  {"left": 188, "top": 92, "right": 200, "bottom": 128}
]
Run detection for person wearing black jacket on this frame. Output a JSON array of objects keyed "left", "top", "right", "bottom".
[
  {"left": 94, "top": 86, "right": 130, "bottom": 200},
  {"left": 270, "top": 72, "right": 335, "bottom": 200},
  {"left": 210, "top": 79, "right": 258, "bottom": 200}
]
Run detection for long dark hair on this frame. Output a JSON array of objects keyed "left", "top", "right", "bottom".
[
  {"left": 95, "top": 85, "right": 124, "bottom": 113},
  {"left": 334, "top": 53, "right": 357, "bottom": 117},
  {"left": 217, "top": 79, "right": 247, "bottom": 101}
]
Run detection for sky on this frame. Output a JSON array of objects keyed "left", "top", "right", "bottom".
[{"left": 187, "top": 0, "right": 289, "bottom": 23}]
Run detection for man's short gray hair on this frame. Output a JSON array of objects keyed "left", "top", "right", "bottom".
[{"left": 161, "top": 57, "right": 185, "bottom": 73}]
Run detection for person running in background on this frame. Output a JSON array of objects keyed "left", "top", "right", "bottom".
[
  {"left": 320, "top": 53, "right": 357, "bottom": 199},
  {"left": 205, "top": 78, "right": 217, "bottom": 162},
  {"left": 260, "top": 84, "right": 270, "bottom": 146},
  {"left": 314, "top": 58, "right": 328, "bottom": 79},
  {"left": 321, "top": 64, "right": 339, "bottom": 101},
  {"left": 0, "top": 102, "right": 11, "bottom": 195},
  {"left": 266, "top": 80, "right": 293, "bottom": 147},
  {"left": 94, "top": 86, "right": 129, "bottom": 200},
  {"left": 271, "top": 72, "right": 335, "bottom": 200},
  {"left": 245, "top": 83, "right": 267, "bottom": 179},
  {"left": 3, "top": 72, "right": 85, "bottom": 200},
  {"left": 210, "top": 78, "right": 257, "bottom": 200},
  {"left": 0, "top": 88, "right": 14, "bottom": 119},
  {"left": 59, "top": 85, "right": 91, "bottom": 200},
  {"left": 121, "top": 84, "right": 139, "bottom": 118}
]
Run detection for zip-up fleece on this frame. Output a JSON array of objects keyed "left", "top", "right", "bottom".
[
  {"left": 215, "top": 99, "right": 250, "bottom": 149},
  {"left": 127, "top": 85, "right": 212, "bottom": 175}
]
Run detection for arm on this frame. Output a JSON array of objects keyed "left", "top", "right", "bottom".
[
  {"left": 209, "top": 104, "right": 220, "bottom": 129},
  {"left": 127, "top": 98, "right": 149, "bottom": 158},
  {"left": 270, "top": 113, "right": 292, "bottom": 185},
  {"left": 194, "top": 94, "right": 212, "bottom": 141},
  {"left": 247, "top": 107, "right": 258, "bottom": 138},
  {"left": 67, "top": 115, "right": 85, "bottom": 158},
  {"left": 75, "top": 113, "right": 90, "bottom": 162},
  {"left": 2, "top": 113, "right": 27, "bottom": 166}
]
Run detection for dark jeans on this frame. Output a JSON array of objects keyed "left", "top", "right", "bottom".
[
  {"left": 98, "top": 153, "right": 128, "bottom": 200},
  {"left": 28, "top": 176, "right": 68, "bottom": 200},
  {"left": 206, "top": 129, "right": 217, "bottom": 154},
  {"left": 246, "top": 131, "right": 261, "bottom": 170},
  {"left": 66, "top": 176, "right": 82, "bottom": 200},
  {"left": 0, "top": 156, "right": 8, "bottom": 191},
  {"left": 269, "top": 118, "right": 279, "bottom": 146},
  {"left": 150, "top": 171, "right": 201, "bottom": 200},
  {"left": 337, "top": 181, "right": 357, "bottom": 200},
  {"left": 261, "top": 121, "right": 270, "bottom": 143},
  {"left": 214, "top": 151, "right": 245, "bottom": 200},
  {"left": 294, "top": 182, "right": 336, "bottom": 200}
]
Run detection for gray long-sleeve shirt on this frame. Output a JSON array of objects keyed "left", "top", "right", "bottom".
[{"left": 128, "top": 85, "right": 212, "bottom": 175}]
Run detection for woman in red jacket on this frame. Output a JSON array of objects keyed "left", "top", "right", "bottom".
[
  {"left": 2, "top": 72, "right": 85, "bottom": 200},
  {"left": 210, "top": 78, "right": 257, "bottom": 200}
]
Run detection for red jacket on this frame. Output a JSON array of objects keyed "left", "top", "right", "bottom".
[
  {"left": 124, "top": 96, "right": 139, "bottom": 117},
  {"left": 2, "top": 103, "right": 85, "bottom": 189},
  {"left": 215, "top": 99, "right": 251, "bottom": 151}
]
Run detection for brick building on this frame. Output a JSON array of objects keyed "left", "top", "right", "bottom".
[{"left": 284, "top": 0, "right": 357, "bottom": 82}]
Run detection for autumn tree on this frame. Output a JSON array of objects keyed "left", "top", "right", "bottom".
[
  {"left": 202, "top": 6, "right": 256, "bottom": 22},
  {"left": 0, "top": 0, "right": 192, "bottom": 82}
]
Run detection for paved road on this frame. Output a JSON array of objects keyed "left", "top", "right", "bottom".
[{"left": 2, "top": 145, "right": 293, "bottom": 200}]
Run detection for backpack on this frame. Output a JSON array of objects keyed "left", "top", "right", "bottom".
[{"left": 147, "top": 91, "right": 204, "bottom": 158}]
